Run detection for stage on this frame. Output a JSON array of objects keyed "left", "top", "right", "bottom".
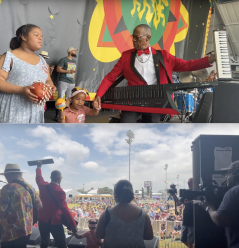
[{"left": 44, "top": 102, "right": 182, "bottom": 124}]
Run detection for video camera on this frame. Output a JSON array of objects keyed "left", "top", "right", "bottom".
[
  {"left": 179, "top": 180, "right": 227, "bottom": 206},
  {"left": 167, "top": 184, "right": 177, "bottom": 195}
]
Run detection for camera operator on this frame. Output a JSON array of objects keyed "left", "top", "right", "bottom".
[
  {"left": 202, "top": 161, "right": 239, "bottom": 248},
  {"left": 170, "top": 178, "right": 194, "bottom": 248}
]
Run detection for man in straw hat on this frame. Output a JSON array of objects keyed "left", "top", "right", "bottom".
[
  {"left": 0, "top": 163, "right": 42, "bottom": 248},
  {"left": 54, "top": 47, "right": 78, "bottom": 122},
  {"left": 35, "top": 161, "right": 80, "bottom": 248}
]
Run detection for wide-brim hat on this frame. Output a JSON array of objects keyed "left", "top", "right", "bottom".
[
  {"left": 0, "top": 164, "right": 26, "bottom": 175},
  {"left": 39, "top": 51, "right": 49, "bottom": 59}
]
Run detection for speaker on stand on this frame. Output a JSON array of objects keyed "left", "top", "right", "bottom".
[
  {"left": 211, "top": 82, "right": 239, "bottom": 123},
  {"left": 27, "top": 227, "right": 41, "bottom": 246},
  {"left": 67, "top": 233, "right": 159, "bottom": 248}
]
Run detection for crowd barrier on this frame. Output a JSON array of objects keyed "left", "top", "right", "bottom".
[{"left": 77, "top": 218, "right": 185, "bottom": 247}]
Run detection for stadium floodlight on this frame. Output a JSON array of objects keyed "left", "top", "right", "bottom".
[
  {"left": 164, "top": 164, "right": 169, "bottom": 196},
  {"left": 125, "top": 130, "right": 135, "bottom": 182}
]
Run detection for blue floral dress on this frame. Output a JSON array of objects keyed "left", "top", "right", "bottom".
[{"left": 0, "top": 51, "right": 49, "bottom": 123}]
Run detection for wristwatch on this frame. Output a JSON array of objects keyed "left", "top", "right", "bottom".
[{"left": 205, "top": 206, "right": 210, "bottom": 212}]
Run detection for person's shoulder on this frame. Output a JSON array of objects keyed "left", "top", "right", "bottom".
[
  {"left": 63, "top": 107, "right": 70, "bottom": 113},
  {"left": 228, "top": 185, "right": 239, "bottom": 195},
  {"left": 122, "top": 48, "right": 136, "bottom": 56},
  {"left": 51, "top": 183, "right": 63, "bottom": 193},
  {"left": 1, "top": 184, "right": 9, "bottom": 192},
  {"left": 153, "top": 49, "right": 169, "bottom": 58},
  {"left": 0, "top": 52, "right": 7, "bottom": 62},
  {"left": 58, "top": 57, "right": 67, "bottom": 62}
]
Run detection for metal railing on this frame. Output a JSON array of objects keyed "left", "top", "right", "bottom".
[{"left": 77, "top": 218, "right": 185, "bottom": 247}]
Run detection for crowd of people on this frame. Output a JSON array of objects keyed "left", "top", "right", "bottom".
[
  {"left": 67, "top": 198, "right": 184, "bottom": 241},
  {"left": 68, "top": 198, "right": 183, "bottom": 223}
]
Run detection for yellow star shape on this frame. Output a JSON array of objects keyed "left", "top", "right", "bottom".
[
  {"left": 0, "top": 0, "right": 2, "bottom": 3},
  {"left": 50, "top": 15, "right": 54, "bottom": 19}
]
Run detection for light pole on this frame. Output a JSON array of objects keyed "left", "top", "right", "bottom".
[
  {"left": 125, "top": 130, "right": 135, "bottom": 182},
  {"left": 176, "top": 174, "right": 179, "bottom": 188},
  {"left": 164, "top": 164, "right": 168, "bottom": 197}
]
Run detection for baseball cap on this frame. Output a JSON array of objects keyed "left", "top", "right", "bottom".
[
  {"left": 67, "top": 47, "right": 78, "bottom": 53},
  {"left": 221, "top": 161, "right": 239, "bottom": 172}
]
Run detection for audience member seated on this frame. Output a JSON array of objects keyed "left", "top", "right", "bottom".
[{"left": 172, "top": 221, "right": 182, "bottom": 239}]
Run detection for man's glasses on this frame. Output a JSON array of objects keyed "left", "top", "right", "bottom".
[{"left": 130, "top": 34, "right": 148, "bottom": 40}]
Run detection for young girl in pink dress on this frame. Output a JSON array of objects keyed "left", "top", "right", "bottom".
[{"left": 60, "top": 87, "right": 99, "bottom": 123}]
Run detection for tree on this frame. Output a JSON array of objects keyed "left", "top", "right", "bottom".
[{"left": 97, "top": 187, "right": 113, "bottom": 195}]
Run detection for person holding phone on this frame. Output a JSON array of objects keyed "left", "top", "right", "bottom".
[{"left": 55, "top": 47, "right": 78, "bottom": 121}]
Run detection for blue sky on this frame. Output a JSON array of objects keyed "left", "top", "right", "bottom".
[{"left": 0, "top": 124, "right": 238, "bottom": 192}]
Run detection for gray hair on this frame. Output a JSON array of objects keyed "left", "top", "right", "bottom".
[{"left": 134, "top": 24, "right": 151, "bottom": 35}]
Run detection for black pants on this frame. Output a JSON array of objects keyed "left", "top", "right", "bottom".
[
  {"left": 120, "top": 111, "right": 161, "bottom": 123},
  {"left": 1, "top": 234, "right": 31, "bottom": 248},
  {"left": 39, "top": 220, "right": 67, "bottom": 248}
]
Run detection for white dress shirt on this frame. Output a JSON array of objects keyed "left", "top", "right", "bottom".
[{"left": 134, "top": 46, "right": 157, "bottom": 85}]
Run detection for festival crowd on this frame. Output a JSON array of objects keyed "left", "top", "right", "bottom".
[{"left": 68, "top": 198, "right": 183, "bottom": 222}]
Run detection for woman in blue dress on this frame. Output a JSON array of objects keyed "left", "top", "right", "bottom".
[{"left": 0, "top": 24, "right": 56, "bottom": 123}]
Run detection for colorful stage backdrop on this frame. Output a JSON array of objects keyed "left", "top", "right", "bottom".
[{"left": 0, "top": 0, "right": 210, "bottom": 93}]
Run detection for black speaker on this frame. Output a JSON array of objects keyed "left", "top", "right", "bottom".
[
  {"left": 68, "top": 231, "right": 87, "bottom": 248},
  {"left": 68, "top": 234, "right": 158, "bottom": 248},
  {"left": 144, "top": 236, "right": 159, "bottom": 248},
  {"left": 192, "top": 92, "right": 213, "bottom": 123},
  {"left": 212, "top": 82, "right": 239, "bottom": 123},
  {"left": 192, "top": 134, "right": 239, "bottom": 189},
  {"left": 28, "top": 227, "right": 41, "bottom": 245}
]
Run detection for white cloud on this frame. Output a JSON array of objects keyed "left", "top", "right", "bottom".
[
  {"left": 27, "top": 125, "right": 90, "bottom": 167},
  {"left": 9, "top": 154, "right": 26, "bottom": 159},
  {"left": 81, "top": 161, "right": 99, "bottom": 169},
  {"left": 3, "top": 124, "right": 239, "bottom": 192},
  {"left": 85, "top": 124, "right": 239, "bottom": 191},
  {"left": 17, "top": 139, "right": 39, "bottom": 148}
]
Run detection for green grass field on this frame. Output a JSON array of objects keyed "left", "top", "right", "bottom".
[
  {"left": 160, "top": 239, "right": 185, "bottom": 248},
  {"left": 68, "top": 203, "right": 79, "bottom": 209}
]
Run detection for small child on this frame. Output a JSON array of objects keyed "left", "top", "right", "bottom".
[
  {"left": 61, "top": 87, "right": 99, "bottom": 123},
  {"left": 77, "top": 219, "right": 102, "bottom": 248}
]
